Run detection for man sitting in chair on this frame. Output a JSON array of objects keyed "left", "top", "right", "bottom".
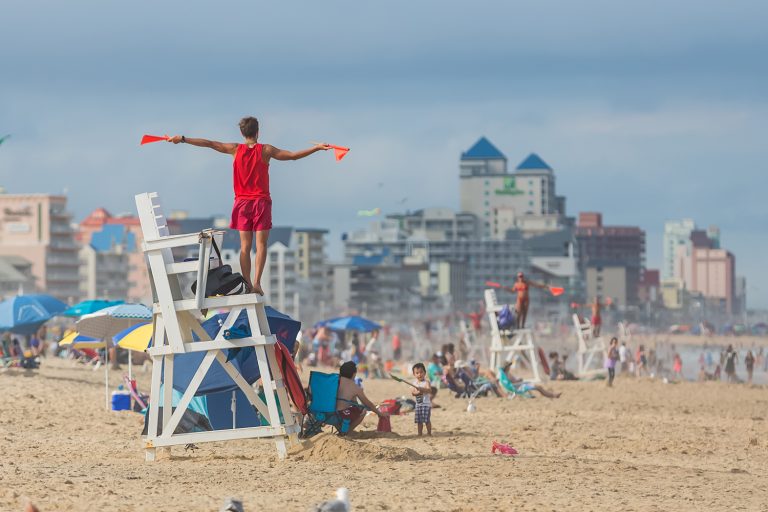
[{"left": 337, "top": 361, "right": 386, "bottom": 432}]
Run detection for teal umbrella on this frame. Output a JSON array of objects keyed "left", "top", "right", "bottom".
[{"left": 62, "top": 299, "right": 124, "bottom": 317}]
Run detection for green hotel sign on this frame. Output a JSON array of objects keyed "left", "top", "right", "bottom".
[{"left": 495, "top": 177, "right": 523, "bottom": 196}]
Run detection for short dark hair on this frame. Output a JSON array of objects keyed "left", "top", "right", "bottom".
[
  {"left": 339, "top": 361, "right": 357, "bottom": 379},
  {"left": 412, "top": 362, "right": 426, "bottom": 373},
  {"left": 239, "top": 117, "right": 259, "bottom": 139}
]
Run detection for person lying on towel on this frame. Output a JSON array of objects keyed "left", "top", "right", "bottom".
[{"left": 337, "top": 361, "right": 387, "bottom": 432}]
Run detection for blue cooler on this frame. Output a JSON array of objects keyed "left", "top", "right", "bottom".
[{"left": 111, "top": 385, "right": 131, "bottom": 411}]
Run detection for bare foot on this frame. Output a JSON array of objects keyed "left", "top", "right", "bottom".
[
  {"left": 25, "top": 503, "right": 40, "bottom": 512},
  {"left": 252, "top": 283, "right": 264, "bottom": 296}
]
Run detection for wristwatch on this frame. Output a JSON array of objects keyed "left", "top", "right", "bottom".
[{"left": 181, "top": 136, "right": 186, "bottom": 143}]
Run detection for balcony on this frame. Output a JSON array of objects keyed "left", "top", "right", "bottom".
[
  {"left": 46, "top": 273, "right": 80, "bottom": 283},
  {"left": 49, "top": 241, "right": 79, "bottom": 251},
  {"left": 48, "top": 256, "right": 79, "bottom": 266}
]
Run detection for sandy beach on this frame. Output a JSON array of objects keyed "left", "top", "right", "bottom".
[{"left": 1, "top": 358, "right": 766, "bottom": 512}]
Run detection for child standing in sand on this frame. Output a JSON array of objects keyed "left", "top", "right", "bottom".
[
  {"left": 169, "top": 119, "right": 329, "bottom": 295},
  {"left": 412, "top": 363, "right": 433, "bottom": 436}
]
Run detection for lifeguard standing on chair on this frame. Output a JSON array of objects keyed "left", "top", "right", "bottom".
[
  {"left": 509, "top": 272, "right": 548, "bottom": 329},
  {"left": 168, "top": 117, "right": 330, "bottom": 295}
]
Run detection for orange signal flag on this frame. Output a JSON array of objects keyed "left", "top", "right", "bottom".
[
  {"left": 549, "top": 286, "right": 565, "bottom": 297},
  {"left": 314, "top": 142, "right": 350, "bottom": 161},
  {"left": 334, "top": 147, "right": 349, "bottom": 161},
  {"left": 140, "top": 134, "right": 169, "bottom": 145},
  {"left": 328, "top": 144, "right": 350, "bottom": 161}
]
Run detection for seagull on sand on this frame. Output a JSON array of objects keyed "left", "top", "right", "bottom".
[{"left": 311, "top": 488, "right": 350, "bottom": 512}]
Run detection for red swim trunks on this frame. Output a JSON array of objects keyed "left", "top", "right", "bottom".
[
  {"left": 230, "top": 197, "right": 272, "bottom": 232},
  {"left": 338, "top": 406, "right": 364, "bottom": 424}
]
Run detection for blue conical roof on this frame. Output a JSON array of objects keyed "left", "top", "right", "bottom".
[
  {"left": 461, "top": 137, "right": 506, "bottom": 160},
  {"left": 516, "top": 153, "right": 551, "bottom": 170}
]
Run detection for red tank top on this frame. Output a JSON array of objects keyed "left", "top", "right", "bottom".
[{"left": 233, "top": 144, "right": 270, "bottom": 200}]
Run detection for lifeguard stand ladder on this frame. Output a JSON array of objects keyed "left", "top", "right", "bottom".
[
  {"left": 572, "top": 313, "right": 606, "bottom": 378},
  {"left": 484, "top": 289, "right": 541, "bottom": 383},
  {"left": 136, "top": 192, "right": 299, "bottom": 462},
  {"left": 459, "top": 319, "right": 486, "bottom": 363}
]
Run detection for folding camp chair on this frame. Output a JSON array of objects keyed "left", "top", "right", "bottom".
[
  {"left": 301, "top": 371, "right": 366, "bottom": 438},
  {"left": 497, "top": 368, "right": 534, "bottom": 399}
]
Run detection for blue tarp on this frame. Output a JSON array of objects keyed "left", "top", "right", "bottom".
[{"left": 165, "top": 306, "right": 301, "bottom": 396}]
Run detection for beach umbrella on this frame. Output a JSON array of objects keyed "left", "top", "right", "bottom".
[
  {"left": 0, "top": 294, "right": 67, "bottom": 335},
  {"left": 114, "top": 322, "right": 152, "bottom": 352},
  {"left": 326, "top": 315, "right": 381, "bottom": 333},
  {"left": 71, "top": 339, "right": 107, "bottom": 350},
  {"left": 62, "top": 299, "right": 124, "bottom": 317},
  {"left": 59, "top": 331, "right": 99, "bottom": 347},
  {"left": 76, "top": 303, "right": 152, "bottom": 410},
  {"left": 76, "top": 303, "right": 152, "bottom": 339}
]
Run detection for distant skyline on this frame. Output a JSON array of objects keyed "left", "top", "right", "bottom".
[{"left": 1, "top": 1, "right": 766, "bottom": 307}]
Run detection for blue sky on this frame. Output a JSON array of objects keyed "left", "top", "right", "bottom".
[{"left": 1, "top": 1, "right": 766, "bottom": 307}]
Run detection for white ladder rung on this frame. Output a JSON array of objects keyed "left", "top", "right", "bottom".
[{"left": 152, "top": 294, "right": 267, "bottom": 313}]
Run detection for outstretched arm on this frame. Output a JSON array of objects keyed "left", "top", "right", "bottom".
[
  {"left": 168, "top": 135, "right": 238, "bottom": 155},
  {"left": 527, "top": 279, "right": 548, "bottom": 290},
  {"left": 356, "top": 389, "right": 384, "bottom": 417},
  {"left": 264, "top": 143, "right": 329, "bottom": 162}
]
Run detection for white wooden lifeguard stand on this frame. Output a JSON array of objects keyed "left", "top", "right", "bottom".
[
  {"left": 136, "top": 192, "right": 298, "bottom": 461},
  {"left": 459, "top": 319, "right": 486, "bottom": 363},
  {"left": 484, "top": 289, "right": 541, "bottom": 383},
  {"left": 572, "top": 313, "right": 606, "bottom": 378}
]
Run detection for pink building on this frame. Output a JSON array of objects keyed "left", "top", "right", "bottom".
[
  {"left": 0, "top": 194, "right": 80, "bottom": 301},
  {"left": 674, "top": 243, "right": 735, "bottom": 314}
]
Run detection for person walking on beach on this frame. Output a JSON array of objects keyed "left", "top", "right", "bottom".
[
  {"left": 619, "top": 341, "right": 629, "bottom": 374},
  {"left": 635, "top": 344, "right": 648, "bottom": 377},
  {"left": 411, "top": 362, "right": 433, "bottom": 436},
  {"left": 591, "top": 297, "right": 602, "bottom": 337},
  {"left": 169, "top": 118, "right": 330, "bottom": 295},
  {"left": 392, "top": 332, "right": 402, "bottom": 361},
  {"left": 745, "top": 350, "right": 755, "bottom": 384},
  {"left": 604, "top": 337, "right": 619, "bottom": 387},
  {"left": 672, "top": 353, "right": 683, "bottom": 381},
  {"left": 724, "top": 345, "right": 738, "bottom": 383}
]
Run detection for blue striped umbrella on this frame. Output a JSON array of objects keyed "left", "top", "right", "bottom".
[
  {"left": 75, "top": 303, "right": 152, "bottom": 340},
  {"left": 0, "top": 294, "right": 67, "bottom": 335}
]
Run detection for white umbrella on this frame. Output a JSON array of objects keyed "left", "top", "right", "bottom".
[{"left": 76, "top": 303, "right": 152, "bottom": 409}]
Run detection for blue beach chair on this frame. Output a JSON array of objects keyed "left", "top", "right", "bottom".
[
  {"left": 301, "top": 371, "right": 366, "bottom": 438},
  {"left": 497, "top": 368, "right": 535, "bottom": 399}
]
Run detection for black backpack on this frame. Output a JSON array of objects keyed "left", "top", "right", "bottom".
[{"left": 191, "top": 238, "right": 248, "bottom": 297}]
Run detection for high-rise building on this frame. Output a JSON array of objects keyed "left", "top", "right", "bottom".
[
  {"left": 576, "top": 212, "right": 645, "bottom": 307},
  {"left": 344, "top": 208, "right": 528, "bottom": 312},
  {"left": 676, "top": 245, "right": 735, "bottom": 315},
  {"left": 78, "top": 224, "right": 132, "bottom": 301},
  {"left": 0, "top": 194, "right": 80, "bottom": 302},
  {"left": 459, "top": 137, "right": 566, "bottom": 240},
  {"left": 663, "top": 219, "right": 695, "bottom": 280},
  {"left": 78, "top": 208, "right": 172, "bottom": 303}
]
